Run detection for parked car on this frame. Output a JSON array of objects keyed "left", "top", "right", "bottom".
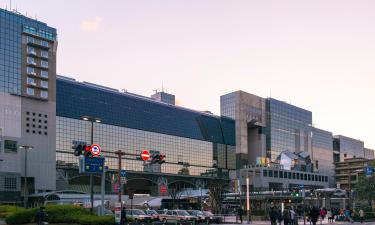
[
  {"left": 125, "top": 209, "right": 153, "bottom": 222},
  {"left": 157, "top": 209, "right": 168, "bottom": 215},
  {"left": 187, "top": 210, "right": 206, "bottom": 222},
  {"left": 202, "top": 211, "right": 223, "bottom": 224},
  {"left": 144, "top": 209, "right": 160, "bottom": 221},
  {"left": 159, "top": 210, "right": 197, "bottom": 222}
]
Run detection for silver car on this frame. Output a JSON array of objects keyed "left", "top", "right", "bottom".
[
  {"left": 125, "top": 209, "right": 153, "bottom": 222},
  {"left": 159, "top": 210, "right": 197, "bottom": 222}
]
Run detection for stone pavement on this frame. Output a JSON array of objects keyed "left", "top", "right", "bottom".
[{"left": 215, "top": 217, "right": 375, "bottom": 225}]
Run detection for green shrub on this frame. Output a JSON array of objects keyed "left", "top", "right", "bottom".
[
  {"left": 46, "top": 205, "right": 90, "bottom": 223},
  {"left": 78, "top": 214, "right": 115, "bottom": 225},
  {"left": 0, "top": 205, "right": 25, "bottom": 218},
  {"left": 5, "top": 208, "right": 37, "bottom": 225}
]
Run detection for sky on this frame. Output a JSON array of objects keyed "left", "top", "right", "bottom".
[{"left": 2, "top": 0, "right": 375, "bottom": 149}]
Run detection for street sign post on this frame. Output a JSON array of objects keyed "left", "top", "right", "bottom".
[
  {"left": 90, "top": 144, "right": 101, "bottom": 156},
  {"left": 79, "top": 156, "right": 105, "bottom": 174}
]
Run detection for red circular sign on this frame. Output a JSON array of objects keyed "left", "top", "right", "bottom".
[
  {"left": 141, "top": 150, "right": 150, "bottom": 161},
  {"left": 90, "top": 144, "right": 101, "bottom": 156},
  {"left": 160, "top": 184, "right": 167, "bottom": 194}
]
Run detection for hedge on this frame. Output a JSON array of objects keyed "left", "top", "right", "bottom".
[
  {"left": 5, "top": 205, "right": 115, "bottom": 225},
  {"left": 0, "top": 205, "right": 25, "bottom": 218}
]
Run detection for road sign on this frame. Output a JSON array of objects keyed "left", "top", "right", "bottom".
[
  {"left": 160, "top": 184, "right": 168, "bottom": 194},
  {"left": 141, "top": 150, "right": 150, "bottom": 161},
  {"left": 90, "top": 144, "right": 101, "bottom": 156},
  {"left": 120, "top": 177, "right": 127, "bottom": 184},
  {"left": 79, "top": 156, "right": 105, "bottom": 174},
  {"left": 120, "top": 169, "right": 127, "bottom": 177}
]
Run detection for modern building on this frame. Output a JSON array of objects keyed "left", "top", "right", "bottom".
[
  {"left": 0, "top": 8, "right": 57, "bottom": 203},
  {"left": 333, "top": 135, "right": 365, "bottom": 162},
  {"left": 311, "top": 127, "right": 335, "bottom": 186},
  {"left": 334, "top": 157, "right": 374, "bottom": 190},
  {"left": 55, "top": 76, "right": 236, "bottom": 195},
  {"left": 364, "top": 148, "right": 375, "bottom": 159}
]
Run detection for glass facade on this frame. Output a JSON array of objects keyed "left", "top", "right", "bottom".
[
  {"left": 56, "top": 77, "right": 236, "bottom": 177},
  {"left": 0, "top": 9, "right": 56, "bottom": 95},
  {"left": 266, "top": 98, "right": 312, "bottom": 161},
  {"left": 334, "top": 135, "right": 364, "bottom": 158},
  {"left": 220, "top": 93, "right": 236, "bottom": 119}
]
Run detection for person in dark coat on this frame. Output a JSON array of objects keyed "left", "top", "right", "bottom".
[
  {"left": 309, "top": 207, "right": 320, "bottom": 225},
  {"left": 237, "top": 207, "right": 244, "bottom": 223},
  {"left": 35, "top": 206, "right": 47, "bottom": 225},
  {"left": 277, "top": 209, "right": 283, "bottom": 225},
  {"left": 283, "top": 208, "right": 290, "bottom": 225},
  {"left": 269, "top": 207, "right": 278, "bottom": 225},
  {"left": 120, "top": 206, "right": 127, "bottom": 225}
]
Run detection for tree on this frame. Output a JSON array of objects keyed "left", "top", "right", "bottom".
[
  {"left": 207, "top": 180, "right": 226, "bottom": 214},
  {"left": 168, "top": 183, "right": 183, "bottom": 209},
  {"left": 354, "top": 175, "right": 375, "bottom": 206}
]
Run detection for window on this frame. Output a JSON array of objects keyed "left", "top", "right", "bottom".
[
  {"left": 4, "top": 140, "right": 17, "bottom": 153},
  {"left": 263, "top": 170, "right": 268, "bottom": 177},
  {"left": 304, "top": 174, "right": 307, "bottom": 180},
  {"left": 41, "top": 50, "right": 48, "bottom": 58},
  {"left": 292, "top": 173, "right": 296, "bottom": 179},
  {"left": 26, "top": 88, "right": 35, "bottom": 96},
  {"left": 27, "top": 57, "right": 36, "bottom": 65},
  {"left": 27, "top": 46, "right": 36, "bottom": 55},
  {"left": 308, "top": 174, "right": 311, "bottom": 181},
  {"left": 41, "top": 81, "right": 48, "bottom": 88},
  {"left": 269, "top": 170, "right": 273, "bottom": 177},
  {"left": 284, "top": 171, "right": 288, "bottom": 178},
  {"left": 26, "top": 67, "right": 36, "bottom": 75},
  {"left": 41, "top": 70, "right": 48, "bottom": 78},
  {"left": 41, "top": 40, "right": 49, "bottom": 47},
  {"left": 41, "top": 60, "right": 48, "bottom": 68},
  {"left": 4, "top": 177, "right": 17, "bottom": 190},
  {"left": 40, "top": 90, "right": 48, "bottom": 99},
  {"left": 279, "top": 171, "right": 283, "bottom": 178},
  {"left": 27, "top": 77, "right": 36, "bottom": 86},
  {"left": 27, "top": 36, "right": 35, "bottom": 43},
  {"left": 274, "top": 171, "right": 278, "bottom": 178},
  {"left": 297, "top": 173, "right": 300, "bottom": 180}
]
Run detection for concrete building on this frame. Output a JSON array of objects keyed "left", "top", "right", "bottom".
[
  {"left": 335, "top": 157, "right": 374, "bottom": 190},
  {"left": 0, "top": 8, "right": 57, "bottom": 204},
  {"left": 333, "top": 135, "right": 365, "bottom": 162},
  {"left": 364, "top": 148, "right": 375, "bottom": 159}
]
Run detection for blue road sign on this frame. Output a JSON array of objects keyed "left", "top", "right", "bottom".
[
  {"left": 120, "top": 170, "right": 127, "bottom": 177},
  {"left": 84, "top": 157, "right": 105, "bottom": 174},
  {"left": 365, "top": 166, "right": 374, "bottom": 176}
]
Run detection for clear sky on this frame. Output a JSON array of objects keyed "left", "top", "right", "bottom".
[{"left": 2, "top": 0, "right": 375, "bottom": 149}]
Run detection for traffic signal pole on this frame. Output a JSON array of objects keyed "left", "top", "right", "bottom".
[
  {"left": 115, "top": 150, "right": 125, "bottom": 204},
  {"left": 90, "top": 120, "right": 94, "bottom": 213}
]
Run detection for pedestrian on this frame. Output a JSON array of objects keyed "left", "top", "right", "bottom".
[
  {"left": 283, "top": 208, "right": 290, "bottom": 225},
  {"left": 269, "top": 207, "right": 277, "bottom": 225},
  {"left": 309, "top": 206, "right": 319, "bottom": 225},
  {"left": 120, "top": 206, "right": 127, "bottom": 225},
  {"left": 35, "top": 206, "right": 47, "bottom": 225},
  {"left": 344, "top": 208, "right": 353, "bottom": 223},
  {"left": 289, "top": 207, "right": 297, "bottom": 225},
  {"left": 277, "top": 209, "right": 283, "bottom": 225},
  {"left": 359, "top": 208, "right": 365, "bottom": 223},
  {"left": 237, "top": 206, "right": 243, "bottom": 224}
]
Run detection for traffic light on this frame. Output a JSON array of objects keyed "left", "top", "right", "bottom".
[
  {"left": 151, "top": 153, "right": 166, "bottom": 164},
  {"left": 83, "top": 145, "right": 92, "bottom": 157},
  {"left": 74, "top": 144, "right": 84, "bottom": 156}
]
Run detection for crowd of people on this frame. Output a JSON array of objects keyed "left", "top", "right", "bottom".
[{"left": 265, "top": 205, "right": 366, "bottom": 225}]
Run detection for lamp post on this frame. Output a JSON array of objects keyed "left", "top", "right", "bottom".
[
  {"left": 19, "top": 145, "right": 34, "bottom": 208},
  {"left": 81, "top": 116, "right": 101, "bottom": 213}
]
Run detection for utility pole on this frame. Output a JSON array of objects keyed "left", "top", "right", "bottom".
[
  {"left": 19, "top": 145, "right": 33, "bottom": 208},
  {"left": 115, "top": 150, "right": 125, "bottom": 204}
]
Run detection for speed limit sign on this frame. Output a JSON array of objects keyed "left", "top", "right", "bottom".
[{"left": 90, "top": 144, "right": 101, "bottom": 156}]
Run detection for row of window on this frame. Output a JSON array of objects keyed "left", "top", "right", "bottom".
[
  {"left": 26, "top": 87, "right": 48, "bottom": 98},
  {"left": 262, "top": 169, "right": 328, "bottom": 182},
  {"left": 26, "top": 77, "right": 48, "bottom": 88},
  {"left": 27, "top": 46, "right": 48, "bottom": 58},
  {"left": 26, "top": 66, "right": 48, "bottom": 78},
  {"left": 26, "top": 36, "right": 49, "bottom": 48},
  {"left": 23, "top": 25, "right": 55, "bottom": 41},
  {"left": 27, "top": 56, "right": 48, "bottom": 68}
]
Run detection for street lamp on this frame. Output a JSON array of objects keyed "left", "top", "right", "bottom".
[
  {"left": 81, "top": 116, "right": 101, "bottom": 213},
  {"left": 19, "top": 145, "right": 34, "bottom": 208}
]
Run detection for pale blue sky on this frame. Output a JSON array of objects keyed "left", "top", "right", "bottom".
[{"left": 2, "top": 0, "right": 375, "bottom": 149}]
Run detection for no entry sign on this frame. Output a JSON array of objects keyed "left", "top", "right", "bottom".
[
  {"left": 141, "top": 150, "right": 150, "bottom": 161},
  {"left": 90, "top": 144, "right": 101, "bottom": 156}
]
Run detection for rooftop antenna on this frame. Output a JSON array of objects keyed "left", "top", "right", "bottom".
[{"left": 9, "top": 0, "right": 11, "bottom": 11}]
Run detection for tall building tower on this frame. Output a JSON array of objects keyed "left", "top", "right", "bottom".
[{"left": 0, "top": 9, "right": 57, "bottom": 203}]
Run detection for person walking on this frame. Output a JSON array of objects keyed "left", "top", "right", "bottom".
[
  {"left": 35, "top": 206, "right": 47, "bottom": 225},
  {"left": 277, "top": 209, "right": 283, "bottom": 225},
  {"left": 237, "top": 206, "right": 243, "bottom": 224},
  {"left": 309, "top": 207, "right": 320, "bottom": 225},
  {"left": 344, "top": 208, "right": 353, "bottom": 223},
  {"left": 120, "top": 206, "right": 127, "bottom": 225},
  {"left": 283, "top": 208, "right": 290, "bottom": 225},
  {"left": 359, "top": 208, "right": 365, "bottom": 223},
  {"left": 269, "top": 207, "right": 278, "bottom": 225},
  {"left": 289, "top": 207, "right": 297, "bottom": 225}
]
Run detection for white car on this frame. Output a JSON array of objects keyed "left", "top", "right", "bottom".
[{"left": 159, "top": 210, "right": 197, "bottom": 222}]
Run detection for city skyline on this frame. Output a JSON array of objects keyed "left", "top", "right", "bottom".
[{"left": 1, "top": 0, "right": 374, "bottom": 149}]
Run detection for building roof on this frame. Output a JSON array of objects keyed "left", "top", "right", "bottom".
[{"left": 56, "top": 77, "right": 235, "bottom": 145}]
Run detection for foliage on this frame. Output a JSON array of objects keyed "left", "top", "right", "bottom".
[
  {"left": 354, "top": 175, "right": 375, "bottom": 206},
  {"left": 0, "top": 205, "right": 25, "bottom": 218},
  {"left": 5, "top": 207, "right": 37, "bottom": 225},
  {"left": 5, "top": 205, "right": 115, "bottom": 225},
  {"left": 169, "top": 183, "right": 184, "bottom": 209}
]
